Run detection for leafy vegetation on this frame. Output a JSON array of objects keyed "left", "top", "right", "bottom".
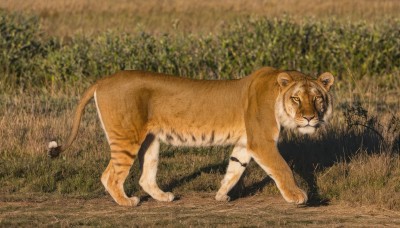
[{"left": 0, "top": 12, "right": 399, "bottom": 92}]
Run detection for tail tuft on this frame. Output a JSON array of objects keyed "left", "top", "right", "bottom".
[{"left": 48, "top": 141, "right": 62, "bottom": 158}]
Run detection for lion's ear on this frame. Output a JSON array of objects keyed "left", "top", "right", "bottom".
[
  {"left": 317, "top": 72, "right": 334, "bottom": 91},
  {"left": 277, "top": 72, "right": 293, "bottom": 88}
]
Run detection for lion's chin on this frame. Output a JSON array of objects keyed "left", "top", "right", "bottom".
[{"left": 297, "top": 126, "right": 316, "bottom": 135}]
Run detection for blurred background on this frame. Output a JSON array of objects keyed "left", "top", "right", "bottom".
[{"left": 1, "top": 0, "right": 399, "bottom": 37}]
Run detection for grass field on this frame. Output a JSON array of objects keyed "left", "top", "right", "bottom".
[
  {"left": 0, "top": 0, "right": 399, "bottom": 226},
  {"left": 1, "top": 0, "right": 399, "bottom": 37},
  {"left": 1, "top": 194, "right": 400, "bottom": 226}
]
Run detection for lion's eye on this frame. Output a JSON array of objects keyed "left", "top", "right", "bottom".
[{"left": 291, "top": 97, "right": 300, "bottom": 102}]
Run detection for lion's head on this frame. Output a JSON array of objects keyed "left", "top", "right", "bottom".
[{"left": 275, "top": 71, "right": 334, "bottom": 135}]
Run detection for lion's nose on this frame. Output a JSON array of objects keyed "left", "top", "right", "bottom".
[{"left": 302, "top": 114, "right": 315, "bottom": 122}]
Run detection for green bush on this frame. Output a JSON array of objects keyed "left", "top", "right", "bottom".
[
  {"left": 0, "top": 12, "right": 399, "bottom": 91},
  {"left": 0, "top": 12, "right": 59, "bottom": 88}
]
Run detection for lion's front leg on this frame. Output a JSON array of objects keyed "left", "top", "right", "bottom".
[
  {"left": 250, "top": 141, "right": 308, "bottom": 205},
  {"left": 215, "top": 145, "right": 251, "bottom": 201}
]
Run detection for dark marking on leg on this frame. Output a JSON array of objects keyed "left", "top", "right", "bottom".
[
  {"left": 202, "top": 134, "right": 206, "bottom": 141},
  {"left": 113, "top": 163, "right": 132, "bottom": 167},
  {"left": 191, "top": 134, "right": 196, "bottom": 142},
  {"left": 209, "top": 131, "right": 215, "bottom": 144},
  {"left": 138, "top": 133, "right": 156, "bottom": 173},
  {"left": 230, "top": 156, "right": 248, "bottom": 167},
  {"left": 226, "top": 133, "right": 231, "bottom": 140},
  {"left": 111, "top": 150, "right": 137, "bottom": 159},
  {"left": 110, "top": 130, "right": 125, "bottom": 138}
]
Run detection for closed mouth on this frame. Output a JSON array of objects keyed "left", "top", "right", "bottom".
[
  {"left": 296, "top": 125, "right": 317, "bottom": 134},
  {"left": 298, "top": 125, "right": 314, "bottom": 129},
  {"left": 298, "top": 121, "right": 323, "bottom": 129}
]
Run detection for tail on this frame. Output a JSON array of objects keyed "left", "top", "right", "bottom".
[{"left": 48, "top": 83, "right": 98, "bottom": 158}]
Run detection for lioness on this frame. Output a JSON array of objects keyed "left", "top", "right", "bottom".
[{"left": 48, "top": 67, "right": 334, "bottom": 206}]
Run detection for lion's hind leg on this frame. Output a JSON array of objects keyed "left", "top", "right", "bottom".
[
  {"left": 101, "top": 161, "right": 112, "bottom": 192},
  {"left": 139, "top": 134, "right": 174, "bottom": 202},
  {"left": 215, "top": 145, "right": 251, "bottom": 201},
  {"left": 105, "top": 140, "right": 141, "bottom": 206}
]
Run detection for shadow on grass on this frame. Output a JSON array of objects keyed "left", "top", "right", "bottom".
[
  {"left": 161, "top": 125, "right": 384, "bottom": 207},
  {"left": 140, "top": 163, "right": 228, "bottom": 202},
  {"left": 277, "top": 126, "right": 383, "bottom": 207},
  {"left": 164, "top": 162, "right": 227, "bottom": 192}
]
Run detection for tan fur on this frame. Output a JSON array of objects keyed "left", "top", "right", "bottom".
[{"left": 50, "top": 67, "right": 334, "bottom": 206}]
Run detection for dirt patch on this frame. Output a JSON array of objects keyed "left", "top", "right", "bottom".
[{"left": 1, "top": 193, "right": 399, "bottom": 226}]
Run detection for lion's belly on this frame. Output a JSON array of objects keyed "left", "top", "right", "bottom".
[
  {"left": 147, "top": 107, "right": 247, "bottom": 147},
  {"left": 155, "top": 129, "right": 247, "bottom": 147}
]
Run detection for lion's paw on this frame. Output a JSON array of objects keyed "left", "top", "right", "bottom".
[
  {"left": 215, "top": 193, "right": 230, "bottom": 202},
  {"left": 282, "top": 188, "right": 308, "bottom": 205},
  {"left": 117, "top": 196, "right": 140, "bottom": 207},
  {"left": 164, "top": 192, "right": 175, "bottom": 202},
  {"left": 155, "top": 192, "right": 175, "bottom": 202}
]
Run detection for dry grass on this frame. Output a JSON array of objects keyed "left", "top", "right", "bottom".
[
  {"left": 318, "top": 152, "right": 400, "bottom": 209},
  {"left": 1, "top": 193, "right": 400, "bottom": 226},
  {"left": 1, "top": 0, "right": 399, "bottom": 37},
  {"left": 0, "top": 75, "right": 399, "bottom": 210}
]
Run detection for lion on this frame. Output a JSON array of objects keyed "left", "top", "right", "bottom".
[{"left": 48, "top": 67, "right": 334, "bottom": 206}]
